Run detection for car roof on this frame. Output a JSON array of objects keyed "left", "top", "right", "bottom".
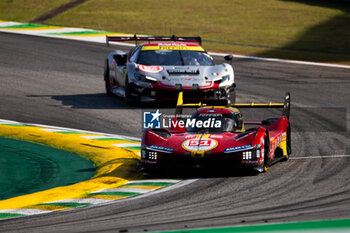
[{"left": 141, "top": 42, "right": 205, "bottom": 51}]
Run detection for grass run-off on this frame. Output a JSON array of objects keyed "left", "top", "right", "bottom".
[{"left": 0, "top": 0, "right": 349, "bottom": 64}]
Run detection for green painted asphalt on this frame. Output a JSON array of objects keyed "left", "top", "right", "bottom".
[
  {"left": 155, "top": 218, "right": 350, "bottom": 233},
  {"left": 0, "top": 137, "right": 95, "bottom": 200}
]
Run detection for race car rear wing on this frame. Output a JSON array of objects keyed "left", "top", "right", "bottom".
[
  {"left": 106, "top": 35, "right": 202, "bottom": 46},
  {"left": 175, "top": 92, "right": 290, "bottom": 119}
]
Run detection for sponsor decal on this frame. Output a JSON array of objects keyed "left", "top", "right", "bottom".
[
  {"left": 185, "top": 135, "right": 197, "bottom": 139},
  {"left": 148, "top": 145, "right": 174, "bottom": 153},
  {"left": 141, "top": 43, "right": 205, "bottom": 51},
  {"left": 210, "top": 135, "right": 223, "bottom": 139},
  {"left": 143, "top": 110, "right": 161, "bottom": 129},
  {"left": 182, "top": 138, "right": 218, "bottom": 152},
  {"left": 138, "top": 65, "right": 164, "bottom": 73},
  {"left": 224, "top": 144, "right": 253, "bottom": 153},
  {"left": 167, "top": 69, "right": 199, "bottom": 75}
]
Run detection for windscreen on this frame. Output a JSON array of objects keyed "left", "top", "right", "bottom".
[{"left": 138, "top": 50, "right": 214, "bottom": 66}]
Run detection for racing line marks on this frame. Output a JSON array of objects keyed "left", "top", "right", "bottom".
[{"left": 291, "top": 154, "right": 350, "bottom": 160}]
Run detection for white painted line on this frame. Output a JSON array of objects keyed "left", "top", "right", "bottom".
[
  {"left": 127, "top": 179, "right": 181, "bottom": 184},
  {"left": 0, "top": 21, "right": 22, "bottom": 27},
  {"left": 80, "top": 135, "right": 123, "bottom": 140},
  {"left": 0, "top": 209, "right": 52, "bottom": 215},
  {"left": 112, "top": 143, "right": 141, "bottom": 148},
  {"left": 291, "top": 155, "right": 350, "bottom": 160},
  {"left": 18, "top": 28, "right": 94, "bottom": 34},
  {"left": 0, "top": 118, "right": 141, "bottom": 141},
  {"left": 0, "top": 21, "right": 349, "bottom": 69},
  {"left": 209, "top": 52, "right": 350, "bottom": 69},
  {"left": 39, "top": 128, "right": 72, "bottom": 132},
  {"left": 91, "top": 188, "right": 151, "bottom": 194},
  {"left": 46, "top": 198, "right": 111, "bottom": 205}
]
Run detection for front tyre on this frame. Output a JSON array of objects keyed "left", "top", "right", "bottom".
[
  {"left": 227, "top": 85, "right": 236, "bottom": 104},
  {"left": 104, "top": 61, "right": 112, "bottom": 96},
  {"left": 125, "top": 76, "right": 137, "bottom": 105}
]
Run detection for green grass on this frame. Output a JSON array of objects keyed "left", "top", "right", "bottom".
[
  {"left": 0, "top": 0, "right": 349, "bottom": 64},
  {"left": 0, "top": 0, "right": 68, "bottom": 22}
]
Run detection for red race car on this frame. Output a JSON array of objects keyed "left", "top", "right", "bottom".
[{"left": 141, "top": 92, "right": 291, "bottom": 173}]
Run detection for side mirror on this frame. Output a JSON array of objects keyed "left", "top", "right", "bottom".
[{"left": 224, "top": 55, "right": 233, "bottom": 61}]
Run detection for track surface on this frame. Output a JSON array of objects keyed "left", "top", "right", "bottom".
[{"left": 0, "top": 32, "right": 349, "bottom": 232}]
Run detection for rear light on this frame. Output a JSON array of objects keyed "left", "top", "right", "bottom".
[
  {"left": 149, "top": 151, "right": 157, "bottom": 160},
  {"left": 141, "top": 149, "right": 158, "bottom": 160},
  {"left": 243, "top": 151, "right": 252, "bottom": 160},
  {"left": 242, "top": 147, "right": 261, "bottom": 160}
]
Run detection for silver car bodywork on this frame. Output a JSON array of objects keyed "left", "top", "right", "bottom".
[{"left": 104, "top": 36, "right": 235, "bottom": 104}]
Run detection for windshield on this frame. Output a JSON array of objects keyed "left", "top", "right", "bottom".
[
  {"left": 138, "top": 50, "right": 214, "bottom": 66},
  {"left": 186, "top": 114, "right": 237, "bottom": 133}
]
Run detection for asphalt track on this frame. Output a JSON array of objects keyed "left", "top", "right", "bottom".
[{"left": 0, "top": 32, "right": 349, "bottom": 232}]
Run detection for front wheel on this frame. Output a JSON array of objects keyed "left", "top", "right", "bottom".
[
  {"left": 104, "top": 61, "right": 113, "bottom": 96},
  {"left": 125, "top": 76, "right": 138, "bottom": 105},
  {"left": 227, "top": 85, "right": 236, "bottom": 104}
]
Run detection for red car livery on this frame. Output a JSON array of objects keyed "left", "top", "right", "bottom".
[{"left": 141, "top": 92, "right": 291, "bottom": 173}]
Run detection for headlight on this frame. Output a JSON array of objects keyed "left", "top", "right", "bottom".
[
  {"left": 134, "top": 73, "right": 157, "bottom": 83},
  {"left": 221, "top": 74, "right": 230, "bottom": 82}
]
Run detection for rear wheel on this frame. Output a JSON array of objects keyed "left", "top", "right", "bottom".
[{"left": 282, "top": 123, "right": 292, "bottom": 161}]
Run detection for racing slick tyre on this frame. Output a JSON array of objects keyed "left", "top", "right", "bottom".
[
  {"left": 282, "top": 123, "right": 292, "bottom": 161},
  {"left": 104, "top": 61, "right": 113, "bottom": 96},
  {"left": 262, "top": 134, "right": 270, "bottom": 172},
  {"left": 228, "top": 90, "right": 236, "bottom": 104},
  {"left": 125, "top": 76, "right": 138, "bottom": 105},
  {"left": 227, "top": 85, "right": 236, "bottom": 104}
]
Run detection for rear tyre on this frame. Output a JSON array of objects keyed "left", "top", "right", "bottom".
[{"left": 282, "top": 123, "right": 292, "bottom": 161}]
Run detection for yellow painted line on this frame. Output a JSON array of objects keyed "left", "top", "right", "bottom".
[
  {"left": 0, "top": 124, "right": 141, "bottom": 210},
  {"left": 25, "top": 205, "right": 70, "bottom": 211},
  {"left": 85, "top": 194, "right": 127, "bottom": 200}
]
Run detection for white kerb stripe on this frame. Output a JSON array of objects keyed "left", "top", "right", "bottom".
[
  {"left": 112, "top": 143, "right": 141, "bottom": 147},
  {"left": 81, "top": 135, "right": 122, "bottom": 140},
  {"left": 0, "top": 22, "right": 23, "bottom": 27},
  {"left": 0, "top": 209, "right": 52, "bottom": 215},
  {"left": 91, "top": 188, "right": 151, "bottom": 194},
  {"left": 46, "top": 198, "right": 111, "bottom": 204},
  {"left": 127, "top": 179, "right": 181, "bottom": 184}
]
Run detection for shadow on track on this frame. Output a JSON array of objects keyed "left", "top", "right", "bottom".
[{"left": 27, "top": 93, "right": 179, "bottom": 110}]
